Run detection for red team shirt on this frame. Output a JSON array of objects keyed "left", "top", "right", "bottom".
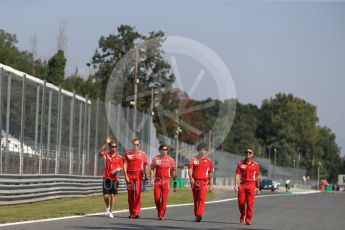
[
  {"left": 101, "top": 151, "right": 123, "bottom": 180},
  {"left": 150, "top": 155, "right": 175, "bottom": 178},
  {"left": 124, "top": 150, "right": 148, "bottom": 172},
  {"left": 235, "top": 159, "right": 260, "bottom": 183},
  {"left": 188, "top": 156, "right": 214, "bottom": 180}
]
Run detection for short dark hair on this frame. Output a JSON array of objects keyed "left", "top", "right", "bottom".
[
  {"left": 159, "top": 143, "right": 169, "bottom": 151},
  {"left": 132, "top": 138, "right": 141, "bottom": 144},
  {"left": 197, "top": 143, "right": 207, "bottom": 151}
]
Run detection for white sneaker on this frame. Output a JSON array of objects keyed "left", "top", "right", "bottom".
[
  {"left": 104, "top": 208, "right": 110, "bottom": 216},
  {"left": 108, "top": 212, "right": 114, "bottom": 218}
]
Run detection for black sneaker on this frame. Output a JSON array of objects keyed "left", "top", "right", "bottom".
[
  {"left": 134, "top": 215, "right": 140, "bottom": 219},
  {"left": 195, "top": 215, "right": 202, "bottom": 222}
]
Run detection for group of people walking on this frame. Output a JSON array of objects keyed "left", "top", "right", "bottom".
[{"left": 99, "top": 137, "right": 260, "bottom": 225}]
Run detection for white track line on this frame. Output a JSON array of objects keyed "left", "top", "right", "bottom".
[{"left": 0, "top": 190, "right": 320, "bottom": 227}]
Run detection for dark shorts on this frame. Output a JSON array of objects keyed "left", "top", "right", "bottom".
[{"left": 103, "top": 177, "right": 119, "bottom": 195}]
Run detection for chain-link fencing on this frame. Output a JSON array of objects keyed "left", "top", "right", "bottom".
[{"left": 0, "top": 63, "right": 306, "bottom": 185}]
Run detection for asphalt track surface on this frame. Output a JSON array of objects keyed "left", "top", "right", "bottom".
[{"left": 1, "top": 191, "right": 344, "bottom": 230}]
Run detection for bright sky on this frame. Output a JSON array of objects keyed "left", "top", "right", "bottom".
[{"left": 1, "top": 0, "right": 345, "bottom": 156}]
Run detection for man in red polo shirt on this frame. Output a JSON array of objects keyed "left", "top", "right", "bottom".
[
  {"left": 234, "top": 148, "right": 260, "bottom": 225},
  {"left": 150, "top": 143, "right": 176, "bottom": 220},
  {"left": 99, "top": 137, "right": 123, "bottom": 218},
  {"left": 123, "top": 138, "right": 148, "bottom": 218},
  {"left": 188, "top": 143, "right": 213, "bottom": 222}
]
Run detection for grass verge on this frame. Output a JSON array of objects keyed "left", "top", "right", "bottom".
[{"left": 0, "top": 188, "right": 216, "bottom": 224}]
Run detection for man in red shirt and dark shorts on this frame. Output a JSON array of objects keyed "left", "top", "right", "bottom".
[
  {"left": 234, "top": 148, "right": 260, "bottom": 225},
  {"left": 99, "top": 137, "right": 123, "bottom": 218},
  {"left": 123, "top": 138, "right": 149, "bottom": 219},
  {"left": 150, "top": 143, "right": 176, "bottom": 220},
  {"left": 188, "top": 143, "right": 213, "bottom": 222}
]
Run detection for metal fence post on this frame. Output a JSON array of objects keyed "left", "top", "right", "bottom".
[
  {"left": 116, "top": 104, "right": 121, "bottom": 144},
  {"left": 33, "top": 85, "right": 40, "bottom": 172},
  {"left": 69, "top": 92, "right": 75, "bottom": 175},
  {"left": 125, "top": 107, "right": 130, "bottom": 149},
  {"left": 34, "top": 85, "right": 40, "bottom": 163},
  {"left": 148, "top": 116, "right": 153, "bottom": 161},
  {"left": 38, "top": 81, "right": 46, "bottom": 174},
  {"left": 56, "top": 88, "right": 63, "bottom": 174},
  {"left": 19, "top": 74, "right": 27, "bottom": 174},
  {"left": 46, "top": 90, "right": 52, "bottom": 173},
  {"left": 0, "top": 68, "right": 3, "bottom": 174},
  {"left": 82, "top": 96, "right": 88, "bottom": 175},
  {"left": 93, "top": 98, "right": 99, "bottom": 176},
  {"left": 78, "top": 103, "right": 83, "bottom": 174},
  {"left": 55, "top": 87, "right": 61, "bottom": 174},
  {"left": 4, "top": 74, "right": 11, "bottom": 174},
  {"left": 106, "top": 101, "right": 111, "bottom": 137},
  {"left": 87, "top": 100, "right": 91, "bottom": 175},
  {"left": 58, "top": 90, "right": 64, "bottom": 174}
]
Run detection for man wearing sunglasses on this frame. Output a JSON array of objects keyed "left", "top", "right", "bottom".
[
  {"left": 188, "top": 143, "right": 213, "bottom": 222},
  {"left": 150, "top": 144, "right": 176, "bottom": 220},
  {"left": 99, "top": 137, "right": 123, "bottom": 218},
  {"left": 123, "top": 138, "right": 149, "bottom": 219},
  {"left": 234, "top": 148, "right": 260, "bottom": 225}
]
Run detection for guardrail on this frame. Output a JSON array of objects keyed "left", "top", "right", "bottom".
[{"left": 0, "top": 174, "right": 127, "bottom": 205}]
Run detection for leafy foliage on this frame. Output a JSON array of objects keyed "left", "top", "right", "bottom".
[
  {"left": 0, "top": 29, "right": 47, "bottom": 78},
  {"left": 0, "top": 27, "right": 342, "bottom": 181},
  {"left": 88, "top": 25, "right": 174, "bottom": 103},
  {"left": 223, "top": 102, "right": 261, "bottom": 154},
  {"left": 255, "top": 93, "right": 340, "bottom": 181},
  {"left": 47, "top": 50, "right": 66, "bottom": 85}
]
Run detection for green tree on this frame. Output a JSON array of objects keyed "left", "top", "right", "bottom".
[
  {"left": 0, "top": 29, "right": 18, "bottom": 66},
  {"left": 47, "top": 50, "right": 66, "bottom": 85},
  {"left": 0, "top": 29, "right": 48, "bottom": 77},
  {"left": 222, "top": 101, "right": 261, "bottom": 154},
  {"left": 257, "top": 93, "right": 320, "bottom": 175},
  {"left": 317, "top": 127, "right": 342, "bottom": 182},
  {"left": 88, "top": 25, "right": 174, "bottom": 105}
]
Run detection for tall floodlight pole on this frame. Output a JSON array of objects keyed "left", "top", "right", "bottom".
[{"left": 175, "top": 109, "right": 181, "bottom": 169}]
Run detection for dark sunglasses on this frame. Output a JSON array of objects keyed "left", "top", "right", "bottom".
[
  {"left": 133, "top": 143, "right": 140, "bottom": 146},
  {"left": 161, "top": 148, "right": 168, "bottom": 151},
  {"left": 111, "top": 146, "right": 117, "bottom": 148},
  {"left": 245, "top": 151, "right": 253, "bottom": 154}
]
